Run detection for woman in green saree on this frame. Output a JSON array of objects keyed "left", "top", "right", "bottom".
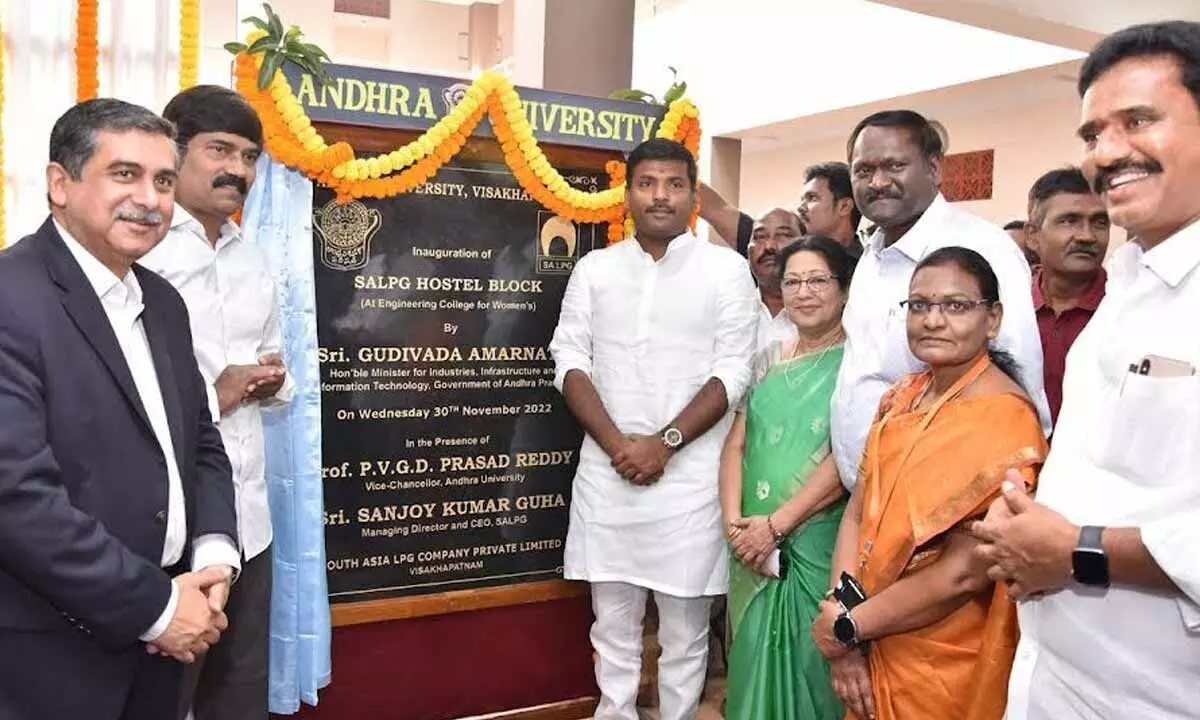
[{"left": 719, "top": 236, "right": 856, "bottom": 719}]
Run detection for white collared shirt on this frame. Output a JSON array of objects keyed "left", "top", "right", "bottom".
[
  {"left": 550, "top": 233, "right": 759, "bottom": 596},
  {"left": 57, "top": 221, "right": 239, "bottom": 641},
  {"left": 757, "top": 301, "right": 797, "bottom": 353},
  {"left": 1006, "top": 224, "right": 1200, "bottom": 720},
  {"left": 139, "top": 204, "right": 293, "bottom": 561},
  {"left": 830, "top": 194, "right": 1051, "bottom": 487}
]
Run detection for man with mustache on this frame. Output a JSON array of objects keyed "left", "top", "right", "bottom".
[
  {"left": 798, "top": 162, "right": 863, "bottom": 259},
  {"left": 831, "top": 110, "right": 1050, "bottom": 494},
  {"left": 970, "top": 21, "right": 1200, "bottom": 720},
  {"left": 749, "top": 209, "right": 803, "bottom": 350},
  {"left": 140, "top": 85, "right": 291, "bottom": 720},
  {"left": 551, "top": 138, "right": 758, "bottom": 720},
  {"left": 1025, "top": 167, "right": 1110, "bottom": 424},
  {"left": 0, "top": 99, "right": 238, "bottom": 718}
]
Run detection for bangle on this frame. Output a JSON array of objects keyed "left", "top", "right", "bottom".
[{"left": 766, "top": 514, "right": 785, "bottom": 546}]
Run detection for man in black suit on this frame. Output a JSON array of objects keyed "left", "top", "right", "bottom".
[{"left": 0, "top": 98, "right": 240, "bottom": 719}]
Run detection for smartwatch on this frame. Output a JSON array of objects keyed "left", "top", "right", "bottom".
[
  {"left": 661, "top": 426, "right": 684, "bottom": 450},
  {"left": 833, "top": 610, "right": 859, "bottom": 648},
  {"left": 1071, "top": 525, "right": 1110, "bottom": 588}
]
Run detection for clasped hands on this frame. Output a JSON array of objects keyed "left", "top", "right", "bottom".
[
  {"left": 726, "top": 515, "right": 777, "bottom": 574},
  {"left": 215, "top": 353, "right": 288, "bottom": 416},
  {"left": 610, "top": 434, "right": 672, "bottom": 486},
  {"left": 146, "top": 565, "right": 233, "bottom": 664}
]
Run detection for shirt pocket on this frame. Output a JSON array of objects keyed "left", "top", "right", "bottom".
[{"left": 1090, "top": 374, "right": 1200, "bottom": 486}]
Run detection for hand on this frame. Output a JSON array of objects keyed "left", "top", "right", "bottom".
[
  {"left": 812, "top": 598, "right": 850, "bottom": 660},
  {"left": 729, "top": 515, "right": 776, "bottom": 571},
  {"left": 215, "top": 364, "right": 281, "bottom": 415},
  {"left": 147, "top": 566, "right": 231, "bottom": 663},
  {"left": 202, "top": 565, "right": 234, "bottom": 614},
  {"left": 611, "top": 434, "right": 671, "bottom": 485},
  {"left": 247, "top": 354, "right": 287, "bottom": 401},
  {"left": 830, "top": 652, "right": 876, "bottom": 720},
  {"left": 968, "top": 471, "right": 1076, "bottom": 600}
]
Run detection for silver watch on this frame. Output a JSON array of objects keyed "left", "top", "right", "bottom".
[{"left": 662, "top": 426, "right": 683, "bottom": 449}]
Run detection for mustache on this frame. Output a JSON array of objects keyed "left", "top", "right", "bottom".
[
  {"left": 1092, "top": 158, "right": 1162, "bottom": 194},
  {"left": 213, "top": 173, "right": 248, "bottom": 195},
  {"left": 865, "top": 188, "right": 902, "bottom": 203},
  {"left": 756, "top": 249, "right": 778, "bottom": 264},
  {"left": 647, "top": 203, "right": 674, "bottom": 214},
  {"left": 114, "top": 207, "right": 165, "bottom": 225},
  {"left": 1065, "top": 242, "right": 1100, "bottom": 257}
]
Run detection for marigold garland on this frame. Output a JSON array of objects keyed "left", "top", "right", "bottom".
[
  {"left": 75, "top": 0, "right": 99, "bottom": 102},
  {"left": 180, "top": 0, "right": 200, "bottom": 90},
  {"left": 231, "top": 35, "right": 703, "bottom": 240}
]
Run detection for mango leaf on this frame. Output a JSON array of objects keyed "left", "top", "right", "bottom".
[
  {"left": 663, "top": 80, "right": 687, "bottom": 105},
  {"left": 257, "top": 50, "right": 284, "bottom": 90},
  {"left": 241, "top": 15, "right": 270, "bottom": 32},
  {"left": 264, "top": 3, "right": 284, "bottom": 38},
  {"left": 223, "top": 41, "right": 248, "bottom": 55},
  {"left": 247, "top": 35, "right": 276, "bottom": 53},
  {"left": 301, "top": 43, "right": 331, "bottom": 62},
  {"left": 609, "top": 88, "right": 657, "bottom": 103}
]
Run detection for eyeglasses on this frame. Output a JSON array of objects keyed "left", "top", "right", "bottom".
[
  {"left": 900, "top": 298, "right": 993, "bottom": 316},
  {"left": 781, "top": 275, "right": 838, "bottom": 293}
]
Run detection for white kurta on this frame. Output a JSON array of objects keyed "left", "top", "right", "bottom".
[
  {"left": 1006, "top": 227, "right": 1200, "bottom": 720},
  {"left": 830, "top": 194, "right": 1051, "bottom": 488},
  {"left": 550, "top": 233, "right": 759, "bottom": 597},
  {"left": 757, "top": 302, "right": 796, "bottom": 353}
]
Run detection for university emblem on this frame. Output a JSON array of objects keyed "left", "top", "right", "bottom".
[
  {"left": 313, "top": 199, "right": 382, "bottom": 271},
  {"left": 536, "top": 212, "right": 579, "bottom": 275},
  {"left": 442, "top": 83, "right": 470, "bottom": 114}
]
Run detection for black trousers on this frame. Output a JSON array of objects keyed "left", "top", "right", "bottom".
[{"left": 179, "top": 546, "right": 273, "bottom": 720}]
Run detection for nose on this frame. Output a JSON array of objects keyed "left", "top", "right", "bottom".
[
  {"left": 130, "top": 176, "right": 160, "bottom": 209},
  {"left": 921, "top": 304, "right": 947, "bottom": 329},
  {"left": 867, "top": 169, "right": 891, "bottom": 192},
  {"left": 1089, "top": 126, "right": 1133, "bottom": 176}
]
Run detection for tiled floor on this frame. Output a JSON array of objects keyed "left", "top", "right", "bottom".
[{"left": 633, "top": 678, "right": 726, "bottom": 720}]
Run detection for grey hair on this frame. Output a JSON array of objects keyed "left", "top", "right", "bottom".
[{"left": 49, "top": 98, "right": 177, "bottom": 179}]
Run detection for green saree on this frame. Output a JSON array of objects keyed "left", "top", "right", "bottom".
[{"left": 726, "top": 342, "right": 847, "bottom": 720}]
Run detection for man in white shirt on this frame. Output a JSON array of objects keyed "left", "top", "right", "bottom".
[
  {"left": 830, "top": 110, "right": 1051, "bottom": 489},
  {"left": 0, "top": 99, "right": 238, "bottom": 719},
  {"left": 971, "top": 21, "right": 1200, "bottom": 719},
  {"left": 749, "top": 208, "right": 803, "bottom": 350},
  {"left": 550, "top": 138, "right": 758, "bottom": 720},
  {"left": 140, "top": 85, "right": 291, "bottom": 720}
]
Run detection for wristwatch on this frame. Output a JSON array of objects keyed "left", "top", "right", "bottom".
[
  {"left": 833, "top": 610, "right": 859, "bottom": 648},
  {"left": 1072, "top": 525, "right": 1110, "bottom": 588},
  {"left": 661, "top": 426, "right": 683, "bottom": 450}
]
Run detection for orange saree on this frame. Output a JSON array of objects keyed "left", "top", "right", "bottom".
[{"left": 854, "top": 355, "right": 1048, "bottom": 720}]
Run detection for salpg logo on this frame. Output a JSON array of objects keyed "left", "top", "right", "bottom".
[{"left": 313, "top": 199, "right": 383, "bottom": 271}]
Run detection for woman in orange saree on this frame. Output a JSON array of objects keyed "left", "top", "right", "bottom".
[{"left": 812, "top": 247, "right": 1049, "bottom": 720}]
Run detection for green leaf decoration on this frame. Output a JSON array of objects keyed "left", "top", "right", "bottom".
[
  {"left": 609, "top": 88, "right": 657, "bottom": 103},
  {"left": 232, "top": 3, "right": 335, "bottom": 90},
  {"left": 223, "top": 41, "right": 248, "bottom": 55},
  {"left": 663, "top": 80, "right": 686, "bottom": 105}
]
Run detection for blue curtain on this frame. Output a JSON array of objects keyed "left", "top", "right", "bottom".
[{"left": 242, "top": 156, "right": 332, "bottom": 713}]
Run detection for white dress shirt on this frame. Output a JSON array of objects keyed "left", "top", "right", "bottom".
[
  {"left": 757, "top": 301, "right": 797, "bottom": 353},
  {"left": 550, "top": 233, "right": 759, "bottom": 597},
  {"left": 139, "top": 205, "right": 293, "bottom": 562},
  {"left": 1006, "top": 224, "right": 1200, "bottom": 720},
  {"left": 58, "top": 222, "right": 239, "bottom": 641},
  {"left": 830, "top": 194, "right": 1051, "bottom": 487}
]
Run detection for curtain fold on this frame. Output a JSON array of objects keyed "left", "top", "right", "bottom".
[{"left": 242, "top": 154, "right": 332, "bottom": 714}]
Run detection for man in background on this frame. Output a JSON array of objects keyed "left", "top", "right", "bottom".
[
  {"left": 1024, "top": 167, "right": 1110, "bottom": 424},
  {"left": 140, "top": 85, "right": 292, "bottom": 720},
  {"left": 1005, "top": 219, "right": 1041, "bottom": 265},
  {"left": 798, "top": 162, "right": 862, "bottom": 258},
  {"left": 748, "top": 209, "right": 804, "bottom": 350}
]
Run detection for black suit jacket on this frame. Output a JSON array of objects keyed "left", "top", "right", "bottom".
[{"left": 0, "top": 218, "right": 237, "bottom": 650}]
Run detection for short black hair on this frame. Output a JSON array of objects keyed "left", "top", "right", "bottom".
[
  {"left": 804, "top": 161, "right": 862, "bottom": 230},
  {"left": 49, "top": 98, "right": 176, "bottom": 180},
  {"left": 1027, "top": 167, "right": 1094, "bottom": 224},
  {"left": 163, "top": 84, "right": 263, "bottom": 151},
  {"left": 626, "top": 138, "right": 697, "bottom": 189},
  {"left": 846, "top": 110, "right": 944, "bottom": 164},
  {"left": 1079, "top": 21, "right": 1200, "bottom": 109},
  {"left": 1003, "top": 220, "right": 1027, "bottom": 231},
  {"left": 775, "top": 234, "right": 858, "bottom": 292},
  {"left": 913, "top": 246, "right": 1022, "bottom": 385}
]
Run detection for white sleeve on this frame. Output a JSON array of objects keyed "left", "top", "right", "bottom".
[
  {"left": 709, "top": 258, "right": 760, "bottom": 408},
  {"left": 1141, "top": 510, "right": 1200, "bottom": 630},
  {"left": 550, "top": 254, "right": 594, "bottom": 391}
]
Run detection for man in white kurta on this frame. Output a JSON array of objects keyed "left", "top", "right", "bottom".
[
  {"left": 970, "top": 23, "right": 1200, "bottom": 720},
  {"left": 551, "top": 140, "right": 758, "bottom": 720}
]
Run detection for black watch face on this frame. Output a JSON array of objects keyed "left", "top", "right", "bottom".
[
  {"left": 834, "top": 615, "right": 856, "bottom": 645},
  {"left": 1072, "top": 548, "right": 1109, "bottom": 586}
]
